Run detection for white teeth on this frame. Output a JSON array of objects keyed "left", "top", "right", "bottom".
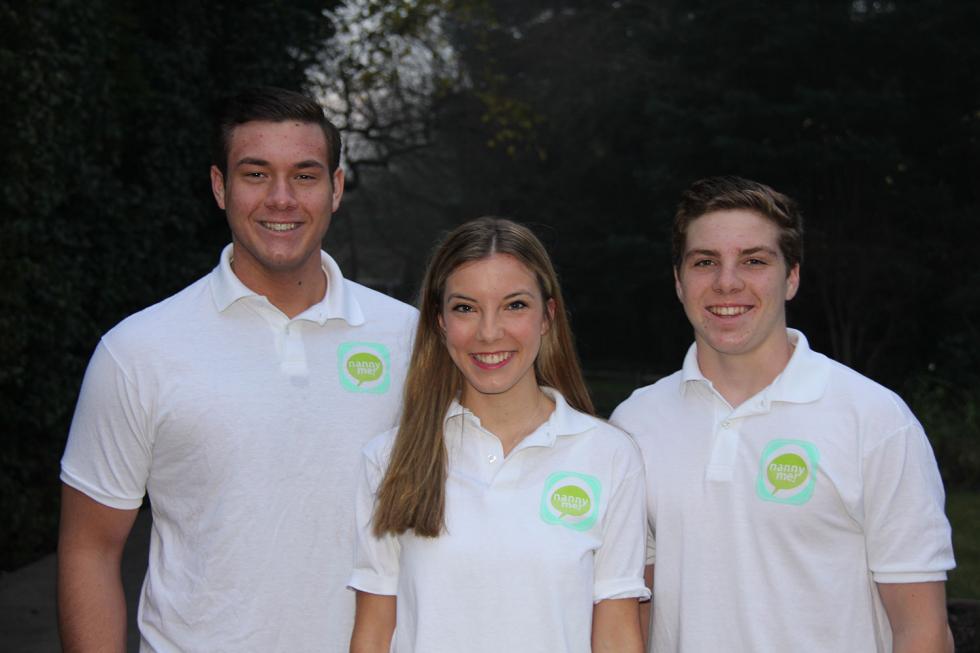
[
  {"left": 709, "top": 306, "right": 749, "bottom": 316},
  {"left": 261, "top": 222, "right": 299, "bottom": 232},
  {"left": 473, "top": 352, "right": 511, "bottom": 364}
]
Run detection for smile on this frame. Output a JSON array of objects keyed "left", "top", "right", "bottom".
[
  {"left": 260, "top": 221, "right": 300, "bottom": 232},
  {"left": 708, "top": 305, "right": 750, "bottom": 316},
  {"left": 471, "top": 352, "right": 514, "bottom": 368}
]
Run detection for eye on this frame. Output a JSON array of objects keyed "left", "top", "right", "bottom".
[
  {"left": 745, "top": 258, "right": 768, "bottom": 266},
  {"left": 295, "top": 173, "right": 317, "bottom": 181},
  {"left": 506, "top": 300, "right": 529, "bottom": 310},
  {"left": 450, "top": 303, "right": 474, "bottom": 313},
  {"left": 692, "top": 259, "right": 715, "bottom": 267}
]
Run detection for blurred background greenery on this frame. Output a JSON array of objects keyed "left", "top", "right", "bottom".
[{"left": 1, "top": 0, "right": 977, "bottom": 598}]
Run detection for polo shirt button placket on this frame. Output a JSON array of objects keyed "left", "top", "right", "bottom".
[
  {"left": 706, "top": 415, "right": 739, "bottom": 482},
  {"left": 281, "top": 321, "right": 308, "bottom": 376}
]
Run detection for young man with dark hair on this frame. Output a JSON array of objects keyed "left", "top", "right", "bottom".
[
  {"left": 612, "top": 176, "right": 955, "bottom": 652},
  {"left": 58, "top": 87, "right": 417, "bottom": 652}
]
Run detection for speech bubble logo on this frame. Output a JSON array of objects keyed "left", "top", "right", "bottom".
[
  {"left": 767, "top": 453, "right": 809, "bottom": 494},
  {"left": 551, "top": 485, "right": 591, "bottom": 518},
  {"left": 346, "top": 352, "right": 383, "bottom": 386}
]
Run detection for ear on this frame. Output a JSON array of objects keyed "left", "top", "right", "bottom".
[
  {"left": 785, "top": 263, "right": 800, "bottom": 301},
  {"left": 674, "top": 267, "right": 684, "bottom": 303},
  {"left": 330, "top": 167, "right": 345, "bottom": 212},
  {"left": 541, "top": 298, "right": 557, "bottom": 335},
  {"left": 210, "top": 165, "right": 226, "bottom": 210},
  {"left": 437, "top": 309, "right": 446, "bottom": 334}
]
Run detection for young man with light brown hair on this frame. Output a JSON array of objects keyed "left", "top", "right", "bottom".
[{"left": 612, "top": 175, "right": 955, "bottom": 652}]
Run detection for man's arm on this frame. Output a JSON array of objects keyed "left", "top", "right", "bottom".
[
  {"left": 57, "top": 484, "right": 139, "bottom": 653},
  {"left": 349, "top": 591, "right": 396, "bottom": 653},
  {"left": 877, "top": 581, "right": 953, "bottom": 653}
]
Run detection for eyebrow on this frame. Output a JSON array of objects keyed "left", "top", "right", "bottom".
[
  {"left": 295, "top": 160, "right": 326, "bottom": 170},
  {"left": 684, "top": 246, "right": 779, "bottom": 260},
  {"left": 446, "top": 290, "right": 535, "bottom": 302},
  {"left": 234, "top": 157, "right": 326, "bottom": 170}
]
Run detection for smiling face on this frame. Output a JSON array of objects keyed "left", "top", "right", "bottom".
[
  {"left": 439, "top": 253, "right": 555, "bottom": 406},
  {"left": 675, "top": 209, "right": 800, "bottom": 371},
  {"left": 210, "top": 120, "right": 344, "bottom": 292}
]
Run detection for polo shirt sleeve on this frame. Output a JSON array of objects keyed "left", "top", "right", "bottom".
[
  {"left": 60, "top": 339, "right": 151, "bottom": 509},
  {"left": 609, "top": 399, "right": 656, "bottom": 568},
  {"left": 593, "top": 442, "right": 651, "bottom": 602},
  {"left": 348, "top": 443, "right": 400, "bottom": 595},
  {"left": 862, "top": 416, "right": 955, "bottom": 583}
]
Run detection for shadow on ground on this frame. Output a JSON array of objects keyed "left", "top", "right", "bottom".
[{"left": 0, "top": 508, "right": 149, "bottom": 652}]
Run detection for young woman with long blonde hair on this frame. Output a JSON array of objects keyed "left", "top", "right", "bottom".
[{"left": 348, "top": 217, "right": 647, "bottom": 653}]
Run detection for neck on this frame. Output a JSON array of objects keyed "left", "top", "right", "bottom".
[
  {"left": 462, "top": 379, "right": 555, "bottom": 456},
  {"left": 697, "top": 335, "right": 795, "bottom": 408},
  {"left": 231, "top": 253, "right": 327, "bottom": 319}
]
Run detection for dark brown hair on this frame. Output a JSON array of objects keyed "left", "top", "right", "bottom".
[{"left": 211, "top": 86, "right": 342, "bottom": 175}]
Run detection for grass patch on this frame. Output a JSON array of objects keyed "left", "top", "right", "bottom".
[{"left": 948, "top": 490, "right": 980, "bottom": 600}]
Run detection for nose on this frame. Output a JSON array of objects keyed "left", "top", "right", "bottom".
[
  {"left": 265, "top": 176, "right": 298, "bottom": 211},
  {"left": 477, "top": 311, "right": 502, "bottom": 342},
  {"left": 712, "top": 262, "right": 744, "bottom": 293}
]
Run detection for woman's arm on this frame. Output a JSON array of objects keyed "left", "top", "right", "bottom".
[
  {"left": 640, "top": 564, "right": 654, "bottom": 645},
  {"left": 592, "top": 597, "right": 643, "bottom": 653},
  {"left": 350, "top": 591, "right": 396, "bottom": 653}
]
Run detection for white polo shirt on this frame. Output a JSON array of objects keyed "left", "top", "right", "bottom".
[
  {"left": 610, "top": 329, "right": 954, "bottom": 653},
  {"left": 350, "top": 388, "right": 649, "bottom": 653},
  {"left": 61, "top": 245, "right": 417, "bottom": 653}
]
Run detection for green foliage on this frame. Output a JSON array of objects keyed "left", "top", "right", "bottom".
[
  {"left": 0, "top": 0, "right": 338, "bottom": 570},
  {"left": 3, "top": 0, "right": 978, "bottom": 569},
  {"left": 913, "top": 380, "right": 980, "bottom": 489},
  {"left": 947, "top": 492, "right": 980, "bottom": 599},
  {"left": 431, "top": 0, "right": 979, "bottom": 387}
]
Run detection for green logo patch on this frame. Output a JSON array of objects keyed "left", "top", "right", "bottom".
[
  {"left": 338, "top": 342, "right": 391, "bottom": 394},
  {"left": 767, "top": 453, "right": 809, "bottom": 493},
  {"left": 551, "top": 485, "right": 591, "bottom": 518},
  {"left": 346, "top": 352, "right": 384, "bottom": 386},
  {"left": 540, "top": 471, "right": 600, "bottom": 531},
  {"left": 756, "top": 439, "right": 819, "bottom": 505}
]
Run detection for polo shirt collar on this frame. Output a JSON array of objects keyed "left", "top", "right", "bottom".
[
  {"left": 762, "top": 329, "right": 830, "bottom": 404},
  {"left": 445, "top": 387, "right": 595, "bottom": 449},
  {"left": 680, "top": 342, "right": 709, "bottom": 391},
  {"left": 679, "top": 328, "right": 830, "bottom": 405},
  {"left": 209, "top": 244, "right": 365, "bottom": 325},
  {"left": 540, "top": 387, "right": 596, "bottom": 440}
]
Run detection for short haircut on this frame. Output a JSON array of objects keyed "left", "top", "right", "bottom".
[
  {"left": 672, "top": 176, "right": 804, "bottom": 271},
  {"left": 211, "top": 86, "right": 342, "bottom": 175}
]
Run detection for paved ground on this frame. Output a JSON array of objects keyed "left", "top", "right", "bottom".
[{"left": 0, "top": 509, "right": 151, "bottom": 652}]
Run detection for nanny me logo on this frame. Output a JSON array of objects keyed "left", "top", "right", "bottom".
[
  {"left": 755, "top": 439, "right": 820, "bottom": 506},
  {"left": 540, "top": 471, "right": 601, "bottom": 531},
  {"left": 338, "top": 342, "right": 391, "bottom": 394}
]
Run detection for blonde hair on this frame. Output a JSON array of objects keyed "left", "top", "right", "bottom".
[{"left": 373, "top": 217, "right": 593, "bottom": 537}]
